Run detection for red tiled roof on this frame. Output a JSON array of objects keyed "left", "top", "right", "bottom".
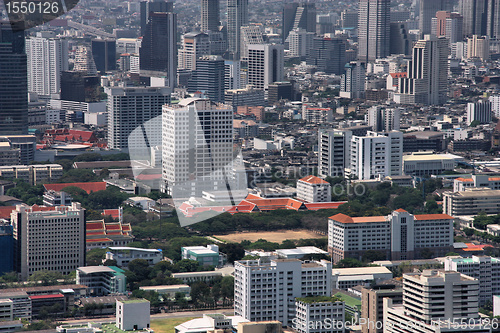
[
  {"left": 0, "top": 206, "right": 15, "bottom": 219},
  {"left": 86, "top": 222, "right": 104, "bottom": 230},
  {"left": 304, "top": 202, "right": 347, "bottom": 210},
  {"left": 414, "top": 214, "right": 454, "bottom": 221},
  {"left": 103, "top": 209, "right": 120, "bottom": 219},
  {"left": 330, "top": 212, "right": 453, "bottom": 223},
  {"left": 30, "top": 205, "right": 57, "bottom": 212},
  {"left": 105, "top": 224, "right": 121, "bottom": 230},
  {"left": 395, "top": 208, "right": 408, "bottom": 212},
  {"left": 29, "top": 294, "right": 64, "bottom": 300},
  {"left": 389, "top": 72, "right": 407, "bottom": 78},
  {"left": 299, "top": 175, "right": 329, "bottom": 185},
  {"left": 44, "top": 182, "right": 106, "bottom": 194},
  {"left": 462, "top": 243, "right": 494, "bottom": 251},
  {"left": 86, "top": 238, "right": 113, "bottom": 243}
]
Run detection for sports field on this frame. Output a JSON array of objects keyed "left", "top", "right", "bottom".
[
  {"left": 150, "top": 317, "right": 196, "bottom": 333},
  {"left": 214, "top": 229, "right": 325, "bottom": 243}
]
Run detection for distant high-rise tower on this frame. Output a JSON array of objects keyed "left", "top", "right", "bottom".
[
  {"left": 419, "top": 0, "right": 448, "bottom": 36},
  {"left": 26, "top": 31, "right": 68, "bottom": 97},
  {"left": 140, "top": 0, "right": 173, "bottom": 35},
  {"left": 459, "top": 0, "right": 487, "bottom": 37},
  {"left": 367, "top": 106, "right": 401, "bottom": 132},
  {"left": 358, "top": 0, "right": 390, "bottom": 62},
  {"left": 140, "top": 12, "right": 177, "bottom": 88},
  {"left": 240, "top": 24, "right": 264, "bottom": 61},
  {"left": 201, "top": 0, "right": 220, "bottom": 32},
  {"left": 432, "top": 11, "right": 463, "bottom": 43},
  {"left": 188, "top": 55, "right": 226, "bottom": 103},
  {"left": 178, "top": 32, "right": 210, "bottom": 71},
  {"left": 487, "top": 0, "right": 500, "bottom": 39},
  {"left": 74, "top": 45, "right": 98, "bottom": 75},
  {"left": 247, "top": 44, "right": 284, "bottom": 92},
  {"left": 91, "top": 39, "right": 116, "bottom": 74},
  {"left": 306, "top": 37, "right": 347, "bottom": 75},
  {"left": 227, "top": 0, "right": 248, "bottom": 60},
  {"left": 0, "top": 22, "right": 28, "bottom": 135},
  {"left": 282, "top": 2, "right": 316, "bottom": 44},
  {"left": 340, "top": 61, "right": 366, "bottom": 99},
  {"left": 395, "top": 35, "right": 449, "bottom": 105}
]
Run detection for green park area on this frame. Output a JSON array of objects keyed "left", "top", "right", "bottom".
[{"left": 150, "top": 317, "right": 196, "bottom": 333}]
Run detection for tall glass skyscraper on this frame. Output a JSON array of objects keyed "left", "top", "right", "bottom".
[
  {"left": 0, "top": 22, "right": 28, "bottom": 135},
  {"left": 227, "top": 0, "right": 248, "bottom": 60}
]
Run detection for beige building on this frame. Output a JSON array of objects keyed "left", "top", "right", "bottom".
[
  {"left": 296, "top": 175, "right": 331, "bottom": 203},
  {"left": 443, "top": 188, "right": 500, "bottom": 216},
  {"left": 467, "top": 35, "right": 489, "bottom": 61},
  {"left": 11, "top": 203, "right": 86, "bottom": 280},
  {"left": 361, "top": 283, "right": 402, "bottom": 333},
  {"left": 0, "top": 164, "right": 63, "bottom": 185}
]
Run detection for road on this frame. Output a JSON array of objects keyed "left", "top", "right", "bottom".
[
  {"left": 58, "top": 308, "right": 234, "bottom": 324},
  {"left": 67, "top": 20, "right": 114, "bottom": 38}
]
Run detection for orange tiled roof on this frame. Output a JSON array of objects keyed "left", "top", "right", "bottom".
[
  {"left": 330, "top": 212, "right": 453, "bottom": 223},
  {"left": 455, "top": 178, "right": 473, "bottom": 182},
  {"left": 86, "top": 238, "right": 113, "bottom": 243},
  {"left": 299, "top": 175, "right": 329, "bottom": 185},
  {"left": 395, "top": 208, "right": 408, "bottom": 213},
  {"left": 414, "top": 214, "right": 454, "bottom": 221},
  {"left": 103, "top": 209, "right": 120, "bottom": 219},
  {"left": 304, "top": 202, "right": 347, "bottom": 210},
  {"left": 44, "top": 182, "right": 106, "bottom": 194},
  {"left": 86, "top": 222, "right": 105, "bottom": 230},
  {"left": 0, "top": 206, "right": 15, "bottom": 219}
]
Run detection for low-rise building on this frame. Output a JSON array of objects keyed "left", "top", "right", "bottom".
[
  {"left": 276, "top": 246, "right": 328, "bottom": 260},
  {"left": 0, "top": 300, "right": 13, "bottom": 321},
  {"left": 175, "top": 314, "right": 250, "bottom": 333},
  {"left": 105, "top": 247, "right": 162, "bottom": 267},
  {"left": 0, "top": 164, "right": 63, "bottom": 185},
  {"left": 124, "top": 197, "right": 155, "bottom": 211},
  {"left": 296, "top": 175, "right": 331, "bottom": 203},
  {"left": 76, "top": 266, "right": 127, "bottom": 296},
  {"left": 443, "top": 188, "right": 500, "bottom": 216},
  {"left": 181, "top": 245, "right": 226, "bottom": 267},
  {"left": 171, "top": 267, "right": 234, "bottom": 283},
  {"left": 42, "top": 190, "right": 73, "bottom": 207},
  {"left": 294, "top": 296, "right": 345, "bottom": 333},
  {"left": 0, "top": 292, "right": 31, "bottom": 320},
  {"left": 116, "top": 299, "right": 150, "bottom": 331},
  {"left": 403, "top": 152, "right": 463, "bottom": 176},
  {"left": 331, "top": 266, "right": 393, "bottom": 290},
  {"left": 0, "top": 320, "right": 23, "bottom": 333},
  {"left": 453, "top": 174, "right": 500, "bottom": 192},
  {"left": 86, "top": 220, "right": 133, "bottom": 250},
  {"left": 139, "top": 285, "right": 191, "bottom": 300}
]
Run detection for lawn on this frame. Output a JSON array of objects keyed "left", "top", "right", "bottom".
[{"left": 150, "top": 317, "right": 196, "bottom": 333}]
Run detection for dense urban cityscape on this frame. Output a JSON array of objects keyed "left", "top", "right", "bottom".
[{"left": 1, "top": 0, "right": 500, "bottom": 332}]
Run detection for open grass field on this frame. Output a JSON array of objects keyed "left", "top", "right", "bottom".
[
  {"left": 214, "top": 229, "right": 325, "bottom": 243},
  {"left": 150, "top": 317, "right": 196, "bottom": 333}
]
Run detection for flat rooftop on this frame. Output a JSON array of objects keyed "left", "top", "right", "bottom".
[{"left": 332, "top": 266, "right": 392, "bottom": 276}]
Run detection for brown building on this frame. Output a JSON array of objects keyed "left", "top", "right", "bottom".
[
  {"left": 236, "top": 105, "right": 265, "bottom": 121},
  {"left": 361, "top": 283, "right": 403, "bottom": 333}
]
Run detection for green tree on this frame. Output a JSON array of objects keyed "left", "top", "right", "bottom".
[{"left": 86, "top": 248, "right": 107, "bottom": 266}]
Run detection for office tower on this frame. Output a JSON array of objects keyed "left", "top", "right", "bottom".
[
  {"left": 268, "top": 81, "right": 295, "bottom": 103},
  {"left": 358, "top": 0, "right": 390, "bottom": 62},
  {"left": 467, "top": 100, "right": 492, "bottom": 124},
  {"left": 140, "top": 0, "right": 173, "bottom": 35},
  {"left": 234, "top": 259, "right": 332, "bottom": 326},
  {"left": 225, "top": 60, "right": 241, "bottom": 90},
  {"left": 247, "top": 44, "right": 284, "bottom": 92},
  {"left": 445, "top": 256, "right": 500, "bottom": 306},
  {"left": 178, "top": 32, "right": 210, "bottom": 71},
  {"left": 340, "top": 61, "right": 366, "bottom": 99},
  {"left": 206, "top": 30, "right": 227, "bottom": 55},
  {"left": 0, "top": 22, "right": 28, "bottom": 135},
  {"left": 466, "top": 35, "right": 490, "bottom": 61},
  {"left": 162, "top": 98, "right": 233, "bottom": 197},
  {"left": 240, "top": 24, "right": 264, "bottom": 61},
  {"left": 282, "top": 2, "right": 316, "bottom": 44},
  {"left": 74, "top": 45, "right": 98, "bottom": 75},
  {"left": 306, "top": 37, "right": 346, "bottom": 75},
  {"left": 60, "top": 71, "right": 100, "bottom": 102},
  {"left": 316, "top": 13, "right": 336, "bottom": 35},
  {"left": 26, "top": 31, "right": 68, "bottom": 97},
  {"left": 288, "top": 28, "right": 314, "bottom": 58},
  {"left": 487, "top": 0, "right": 500, "bottom": 39},
  {"left": 140, "top": 12, "right": 177, "bottom": 88},
  {"left": 348, "top": 131, "right": 403, "bottom": 180},
  {"left": 0, "top": 222, "right": 13, "bottom": 276},
  {"left": 384, "top": 270, "right": 485, "bottom": 333},
  {"left": 201, "top": 0, "right": 220, "bottom": 32},
  {"left": 91, "top": 39, "right": 116, "bottom": 73},
  {"left": 431, "top": 11, "right": 463, "bottom": 43},
  {"left": 106, "top": 87, "right": 171, "bottom": 150},
  {"left": 227, "top": 0, "right": 248, "bottom": 59},
  {"left": 224, "top": 85, "right": 264, "bottom": 110},
  {"left": 459, "top": 0, "right": 487, "bottom": 37},
  {"left": 328, "top": 209, "right": 454, "bottom": 262},
  {"left": 419, "top": 0, "right": 448, "bottom": 35},
  {"left": 318, "top": 129, "right": 350, "bottom": 178},
  {"left": 390, "top": 23, "right": 411, "bottom": 55},
  {"left": 341, "top": 10, "right": 358, "bottom": 29},
  {"left": 395, "top": 35, "right": 448, "bottom": 105},
  {"left": 367, "top": 106, "right": 401, "bottom": 132},
  {"left": 361, "top": 284, "right": 403, "bottom": 333},
  {"left": 11, "top": 203, "right": 85, "bottom": 280},
  {"left": 187, "top": 55, "right": 225, "bottom": 103}
]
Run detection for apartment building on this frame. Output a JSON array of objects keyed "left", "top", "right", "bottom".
[
  {"left": 444, "top": 256, "right": 500, "bottom": 305},
  {"left": 294, "top": 296, "right": 345, "bottom": 333},
  {"left": 296, "top": 175, "right": 331, "bottom": 203},
  {"left": 454, "top": 174, "right": 500, "bottom": 192},
  {"left": 384, "top": 270, "right": 489, "bottom": 333},
  {"left": 328, "top": 209, "right": 454, "bottom": 263},
  {"left": 105, "top": 247, "right": 162, "bottom": 268},
  {"left": 443, "top": 188, "right": 500, "bottom": 216},
  {"left": 234, "top": 259, "right": 332, "bottom": 326},
  {"left": 11, "top": 203, "right": 86, "bottom": 280},
  {"left": 76, "top": 266, "right": 127, "bottom": 296},
  {"left": 0, "top": 164, "right": 63, "bottom": 185}
]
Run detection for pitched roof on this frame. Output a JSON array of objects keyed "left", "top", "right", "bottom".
[
  {"left": 299, "top": 175, "right": 329, "bottom": 184},
  {"left": 395, "top": 208, "right": 407, "bottom": 213},
  {"left": 0, "top": 206, "right": 15, "bottom": 219},
  {"left": 304, "top": 202, "right": 347, "bottom": 210},
  {"left": 44, "top": 182, "right": 107, "bottom": 194},
  {"left": 103, "top": 209, "right": 120, "bottom": 219}
]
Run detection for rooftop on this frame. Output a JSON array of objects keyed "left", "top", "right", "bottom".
[
  {"left": 332, "top": 266, "right": 392, "bottom": 276},
  {"left": 296, "top": 296, "right": 342, "bottom": 304}
]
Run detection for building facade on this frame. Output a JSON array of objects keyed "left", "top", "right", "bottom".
[
  {"left": 296, "top": 175, "right": 331, "bottom": 203},
  {"left": 358, "top": 0, "right": 390, "bottom": 62}
]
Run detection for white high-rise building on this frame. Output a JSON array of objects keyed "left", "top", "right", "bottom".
[
  {"left": 318, "top": 129, "right": 351, "bottom": 178},
  {"left": 367, "top": 106, "right": 401, "bottom": 132},
  {"left": 294, "top": 297, "right": 345, "bottom": 333},
  {"left": 240, "top": 24, "right": 264, "bottom": 61},
  {"left": 340, "top": 61, "right": 366, "bottom": 99},
  {"left": 394, "top": 35, "right": 449, "bottom": 105},
  {"left": 467, "top": 35, "right": 490, "bottom": 61},
  {"left": 11, "top": 203, "right": 85, "bottom": 280},
  {"left": 490, "top": 95, "right": 500, "bottom": 118},
  {"left": 234, "top": 259, "right": 332, "bottom": 327},
  {"left": 106, "top": 87, "right": 171, "bottom": 150},
  {"left": 358, "top": 0, "right": 390, "bottom": 62},
  {"left": 161, "top": 98, "right": 233, "bottom": 197},
  {"left": 467, "top": 100, "right": 492, "bottom": 124},
  {"left": 178, "top": 32, "right": 210, "bottom": 71},
  {"left": 227, "top": 0, "right": 249, "bottom": 59},
  {"left": 445, "top": 255, "right": 500, "bottom": 306},
  {"left": 247, "top": 44, "right": 284, "bottom": 93},
  {"left": 224, "top": 60, "right": 241, "bottom": 90},
  {"left": 384, "top": 270, "right": 488, "bottom": 333},
  {"left": 347, "top": 131, "right": 403, "bottom": 180},
  {"left": 26, "top": 31, "right": 68, "bottom": 96},
  {"left": 74, "top": 45, "right": 97, "bottom": 75},
  {"left": 288, "top": 28, "right": 315, "bottom": 58}
]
